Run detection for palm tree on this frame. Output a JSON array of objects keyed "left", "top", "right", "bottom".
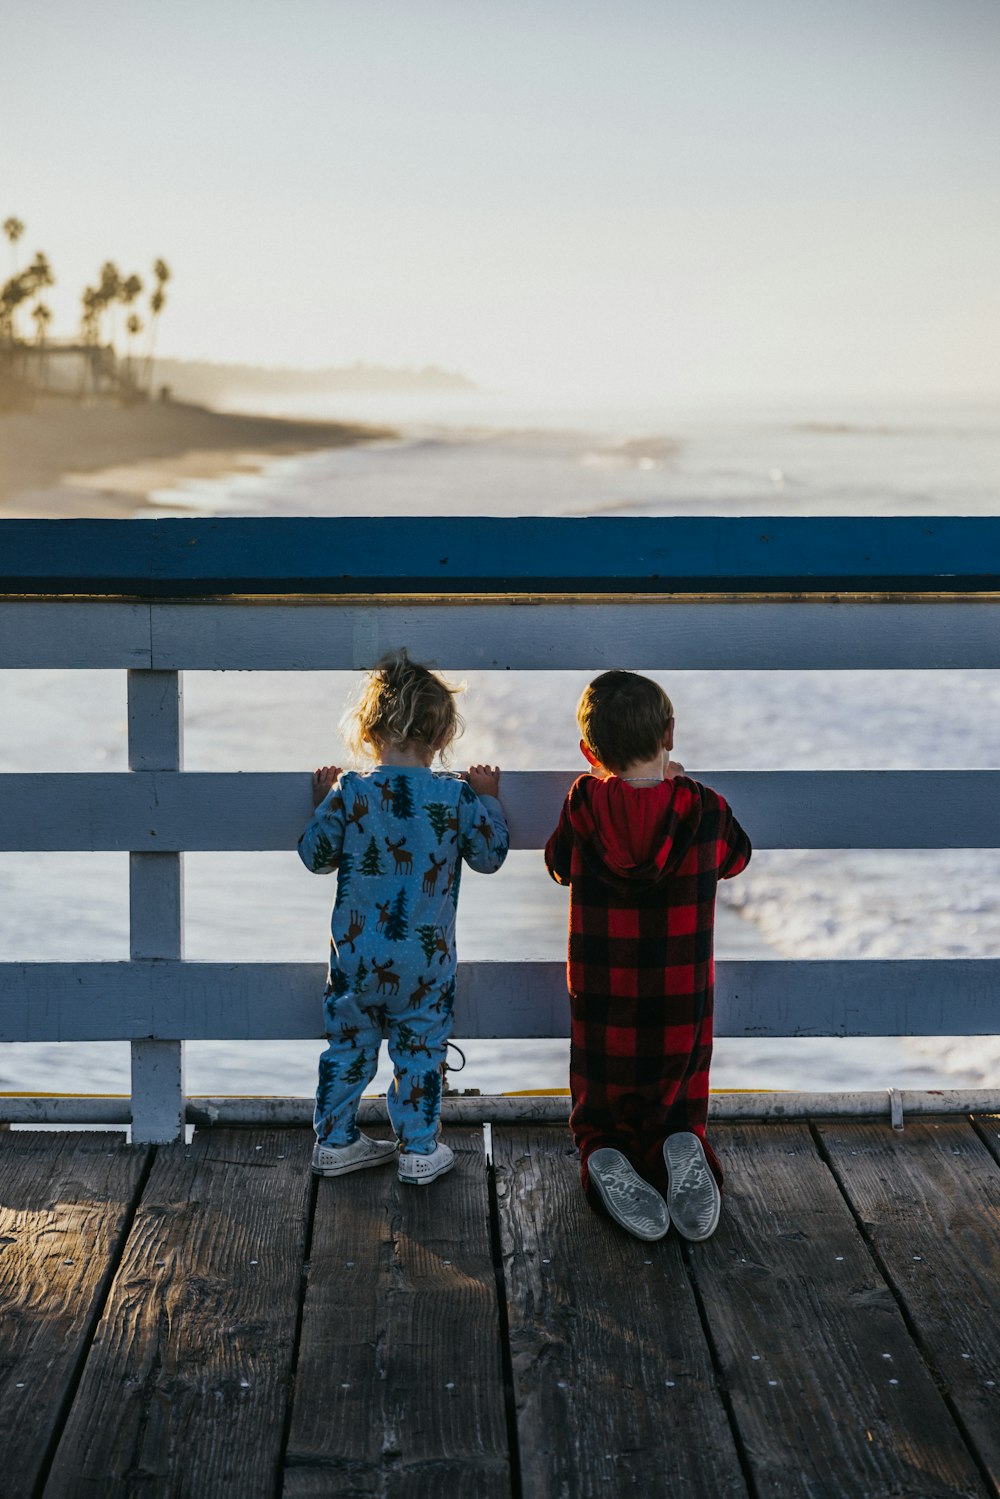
[
  {"left": 26, "top": 251, "right": 54, "bottom": 338},
  {"left": 78, "top": 286, "right": 102, "bottom": 397},
  {"left": 80, "top": 286, "right": 100, "bottom": 345},
  {"left": 26, "top": 250, "right": 53, "bottom": 290},
  {"left": 32, "top": 303, "right": 52, "bottom": 344},
  {"left": 25, "top": 253, "right": 54, "bottom": 346},
  {"left": 97, "top": 260, "right": 121, "bottom": 349},
  {"left": 1, "top": 248, "right": 51, "bottom": 344},
  {"left": 3, "top": 216, "right": 24, "bottom": 276},
  {"left": 142, "top": 258, "right": 171, "bottom": 392},
  {"left": 120, "top": 272, "right": 143, "bottom": 314},
  {"left": 31, "top": 301, "right": 53, "bottom": 390},
  {"left": 0, "top": 226, "right": 41, "bottom": 348},
  {"left": 0, "top": 276, "right": 29, "bottom": 345},
  {"left": 125, "top": 311, "right": 143, "bottom": 386},
  {"left": 118, "top": 273, "right": 144, "bottom": 391}
]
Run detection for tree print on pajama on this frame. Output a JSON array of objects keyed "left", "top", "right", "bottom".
[{"left": 298, "top": 767, "right": 508, "bottom": 1153}]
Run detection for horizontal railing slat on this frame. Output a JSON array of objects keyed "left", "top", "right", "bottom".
[
  {"left": 151, "top": 601, "right": 1000, "bottom": 671},
  {"left": 3, "top": 516, "right": 999, "bottom": 596},
  {"left": 2, "top": 769, "right": 999, "bottom": 851},
  {"left": 0, "top": 603, "right": 153, "bottom": 667},
  {"left": 3, "top": 600, "right": 1000, "bottom": 670},
  {"left": 1, "top": 959, "right": 997, "bottom": 1040}
]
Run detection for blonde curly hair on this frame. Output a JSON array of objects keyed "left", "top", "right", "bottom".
[{"left": 342, "top": 648, "right": 464, "bottom": 764}]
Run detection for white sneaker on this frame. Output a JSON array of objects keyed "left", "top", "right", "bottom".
[
  {"left": 664, "top": 1132, "right": 721, "bottom": 1241},
  {"left": 588, "top": 1148, "right": 670, "bottom": 1241},
  {"left": 398, "top": 1140, "right": 455, "bottom": 1186},
  {"left": 312, "top": 1134, "right": 397, "bottom": 1177}
]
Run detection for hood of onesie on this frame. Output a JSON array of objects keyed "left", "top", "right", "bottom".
[{"left": 566, "top": 774, "right": 702, "bottom": 890}]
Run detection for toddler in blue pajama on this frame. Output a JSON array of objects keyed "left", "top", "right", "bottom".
[{"left": 298, "top": 649, "right": 508, "bottom": 1185}]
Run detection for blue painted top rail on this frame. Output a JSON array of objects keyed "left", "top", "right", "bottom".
[{"left": 2, "top": 517, "right": 998, "bottom": 597}]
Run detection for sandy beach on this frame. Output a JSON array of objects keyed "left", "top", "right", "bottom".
[{"left": 0, "top": 395, "right": 395, "bottom": 518}]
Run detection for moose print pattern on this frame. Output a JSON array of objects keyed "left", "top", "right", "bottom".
[{"left": 298, "top": 766, "right": 508, "bottom": 1152}]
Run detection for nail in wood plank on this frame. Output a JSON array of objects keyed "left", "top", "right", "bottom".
[
  {"left": 0, "top": 1132, "right": 149, "bottom": 1497},
  {"left": 283, "top": 1128, "right": 510, "bottom": 1498},
  {"left": 692, "top": 1122, "right": 988, "bottom": 1498},
  {"left": 493, "top": 1125, "right": 747, "bottom": 1498},
  {"left": 43, "top": 1128, "right": 312, "bottom": 1498},
  {"left": 817, "top": 1118, "right": 1000, "bottom": 1490}
]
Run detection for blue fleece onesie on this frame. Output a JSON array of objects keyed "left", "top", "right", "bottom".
[{"left": 298, "top": 767, "right": 509, "bottom": 1153}]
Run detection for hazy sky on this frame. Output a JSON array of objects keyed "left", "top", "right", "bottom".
[{"left": 3, "top": 0, "right": 999, "bottom": 403}]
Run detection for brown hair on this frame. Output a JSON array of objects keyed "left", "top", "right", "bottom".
[
  {"left": 576, "top": 670, "right": 674, "bottom": 773},
  {"left": 342, "top": 648, "right": 464, "bottom": 763}
]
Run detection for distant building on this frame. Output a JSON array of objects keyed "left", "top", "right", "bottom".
[{"left": 0, "top": 340, "right": 142, "bottom": 403}]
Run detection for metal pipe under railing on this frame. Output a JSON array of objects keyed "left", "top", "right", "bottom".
[{"left": 3, "top": 1090, "right": 999, "bottom": 1129}]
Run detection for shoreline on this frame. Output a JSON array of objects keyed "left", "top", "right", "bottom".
[{"left": 0, "top": 394, "right": 396, "bottom": 519}]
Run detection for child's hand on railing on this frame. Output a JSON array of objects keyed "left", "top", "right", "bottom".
[
  {"left": 312, "top": 765, "right": 342, "bottom": 807},
  {"left": 466, "top": 764, "right": 501, "bottom": 799}
]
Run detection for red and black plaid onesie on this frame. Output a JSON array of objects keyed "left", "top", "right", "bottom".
[{"left": 544, "top": 773, "right": 751, "bottom": 1203}]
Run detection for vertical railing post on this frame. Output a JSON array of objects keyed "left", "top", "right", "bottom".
[{"left": 128, "top": 669, "right": 186, "bottom": 1143}]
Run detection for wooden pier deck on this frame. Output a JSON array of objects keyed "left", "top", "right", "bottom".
[{"left": 3, "top": 1120, "right": 1000, "bottom": 1498}]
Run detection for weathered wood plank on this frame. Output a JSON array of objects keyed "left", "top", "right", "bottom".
[
  {"left": 126, "top": 669, "right": 184, "bottom": 772},
  {"left": 4, "top": 957, "right": 1000, "bottom": 1043},
  {"left": 1, "top": 520, "right": 156, "bottom": 594},
  {"left": 692, "top": 1122, "right": 988, "bottom": 1497},
  {"left": 43, "top": 1128, "right": 312, "bottom": 1499},
  {"left": 129, "top": 1041, "right": 186, "bottom": 1143},
  {"left": 4, "top": 768, "right": 1000, "bottom": 852},
  {"left": 283, "top": 1127, "right": 509, "bottom": 1498},
  {"left": 0, "top": 601, "right": 152, "bottom": 667},
  {"left": 128, "top": 669, "right": 186, "bottom": 1142},
  {"left": 973, "top": 1114, "right": 1000, "bottom": 1168},
  {"left": 4, "top": 598, "right": 999, "bottom": 671},
  {"left": 0, "top": 1132, "right": 150, "bottom": 1497},
  {"left": 816, "top": 1119, "right": 1000, "bottom": 1490},
  {"left": 492, "top": 1124, "right": 746, "bottom": 1497},
  {"left": 149, "top": 600, "right": 1000, "bottom": 671},
  {"left": 3, "top": 516, "right": 999, "bottom": 596}
]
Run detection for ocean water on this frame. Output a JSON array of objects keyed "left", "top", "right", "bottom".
[{"left": 2, "top": 394, "right": 999, "bottom": 1100}]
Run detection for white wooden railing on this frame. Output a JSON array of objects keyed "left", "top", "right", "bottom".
[{"left": 2, "top": 517, "right": 998, "bottom": 1140}]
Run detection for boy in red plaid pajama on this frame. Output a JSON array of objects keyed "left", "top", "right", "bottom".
[{"left": 545, "top": 670, "right": 751, "bottom": 1243}]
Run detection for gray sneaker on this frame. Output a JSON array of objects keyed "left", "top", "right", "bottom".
[
  {"left": 663, "top": 1132, "right": 721, "bottom": 1241},
  {"left": 398, "top": 1140, "right": 455, "bottom": 1185},
  {"left": 312, "top": 1134, "right": 397, "bottom": 1177},
  {"left": 588, "top": 1148, "right": 670, "bottom": 1241}
]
